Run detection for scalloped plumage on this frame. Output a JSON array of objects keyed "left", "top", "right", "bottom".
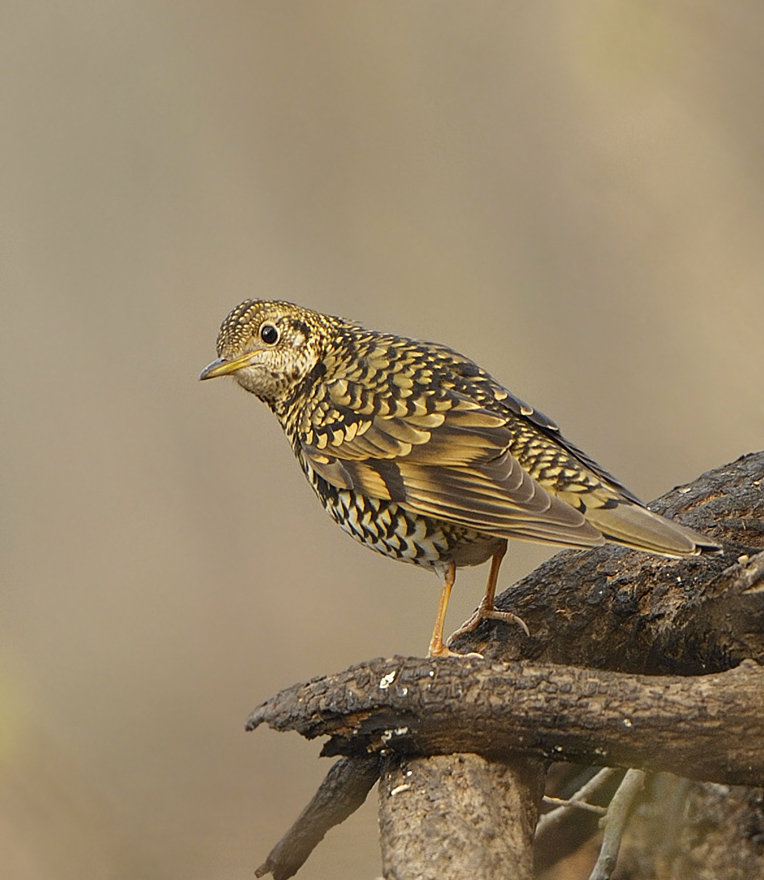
[{"left": 201, "top": 300, "right": 722, "bottom": 656}]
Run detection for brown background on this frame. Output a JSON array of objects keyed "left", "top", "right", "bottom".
[{"left": 2, "top": 3, "right": 763, "bottom": 878}]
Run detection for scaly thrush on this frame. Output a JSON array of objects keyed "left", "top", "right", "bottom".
[{"left": 200, "top": 300, "right": 721, "bottom": 656}]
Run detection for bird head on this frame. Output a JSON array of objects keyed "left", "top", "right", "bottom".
[{"left": 199, "top": 300, "right": 331, "bottom": 406}]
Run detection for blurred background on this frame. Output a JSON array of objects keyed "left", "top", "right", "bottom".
[{"left": 2, "top": 2, "right": 763, "bottom": 878}]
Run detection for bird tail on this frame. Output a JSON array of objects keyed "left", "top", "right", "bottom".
[{"left": 585, "top": 501, "right": 722, "bottom": 558}]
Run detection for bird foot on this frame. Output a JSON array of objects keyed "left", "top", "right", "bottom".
[{"left": 447, "top": 604, "right": 530, "bottom": 647}]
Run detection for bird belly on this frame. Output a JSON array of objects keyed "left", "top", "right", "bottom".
[
  {"left": 325, "top": 488, "right": 500, "bottom": 569},
  {"left": 302, "top": 462, "right": 500, "bottom": 570}
]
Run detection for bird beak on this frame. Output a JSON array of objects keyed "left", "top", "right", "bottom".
[{"left": 199, "top": 353, "right": 258, "bottom": 380}]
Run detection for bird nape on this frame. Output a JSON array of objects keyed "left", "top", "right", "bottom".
[{"left": 200, "top": 299, "right": 722, "bottom": 657}]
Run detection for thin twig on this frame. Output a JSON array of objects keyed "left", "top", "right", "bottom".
[
  {"left": 588, "top": 769, "right": 646, "bottom": 880},
  {"left": 542, "top": 797, "right": 607, "bottom": 815},
  {"left": 537, "top": 768, "right": 619, "bottom": 837}
]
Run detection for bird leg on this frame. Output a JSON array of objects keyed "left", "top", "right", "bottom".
[
  {"left": 428, "top": 563, "right": 483, "bottom": 657},
  {"left": 446, "top": 541, "right": 530, "bottom": 647},
  {"left": 428, "top": 562, "right": 457, "bottom": 657}
]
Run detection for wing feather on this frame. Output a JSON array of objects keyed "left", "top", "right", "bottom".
[{"left": 300, "top": 376, "right": 607, "bottom": 546}]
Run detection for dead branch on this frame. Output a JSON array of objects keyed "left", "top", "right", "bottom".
[
  {"left": 453, "top": 452, "right": 763, "bottom": 669},
  {"left": 247, "top": 656, "right": 764, "bottom": 786},
  {"left": 248, "top": 452, "right": 763, "bottom": 879},
  {"left": 378, "top": 754, "right": 545, "bottom": 880},
  {"left": 588, "top": 769, "right": 645, "bottom": 880},
  {"left": 536, "top": 767, "right": 615, "bottom": 836},
  {"left": 255, "top": 756, "right": 379, "bottom": 880}
]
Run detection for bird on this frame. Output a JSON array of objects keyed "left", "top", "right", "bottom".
[{"left": 200, "top": 300, "right": 722, "bottom": 657}]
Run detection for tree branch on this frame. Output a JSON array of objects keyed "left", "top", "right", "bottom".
[
  {"left": 248, "top": 452, "right": 763, "bottom": 878},
  {"left": 247, "top": 656, "right": 763, "bottom": 787},
  {"left": 588, "top": 769, "right": 645, "bottom": 880},
  {"left": 378, "top": 754, "right": 545, "bottom": 880},
  {"left": 536, "top": 767, "right": 615, "bottom": 837},
  {"left": 453, "top": 452, "right": 763, "bottom": 670},
  {"left": 255, "top": 756, "right": 379, "bottom": 880}
]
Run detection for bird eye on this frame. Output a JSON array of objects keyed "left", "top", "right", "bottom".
[{"left": 259, "top": 323, "right": 279, "bottom": 345}]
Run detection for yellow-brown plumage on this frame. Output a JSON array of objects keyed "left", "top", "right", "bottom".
[{"left": 200, "top": 300, "right": 721, "bottom": 656}]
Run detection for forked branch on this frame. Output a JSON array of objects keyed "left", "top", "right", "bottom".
[{"left": 249, "top": 453, "right": 763, "bottom": 879}]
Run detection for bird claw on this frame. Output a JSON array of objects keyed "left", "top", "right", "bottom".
[{"left": 446, "top": 605, "right": 530, "bottom": 646}]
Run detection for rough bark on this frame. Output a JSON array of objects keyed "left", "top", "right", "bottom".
[
  {"left": 248, "top": 657, "right": 763, "bottom": 785},
  {"left": 453, "top": 452, "right": 763, "bottom": 670},
  {"left": 379, "top": 754, "right": 545, "bottom": 880},
  {"left": 248, "top": 452, "right": 764, "bottom": 879}
]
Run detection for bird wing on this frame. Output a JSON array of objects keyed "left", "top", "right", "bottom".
[{"left": 297, "top": 373, "right": 607, "bottom": 548}]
